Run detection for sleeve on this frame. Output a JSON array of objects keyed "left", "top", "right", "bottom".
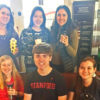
[
  {"left": 20, "top": 29, "right": 32, "bottom": 55},
  {"left": 16, "top": 75, "right": 24, "bottom": 93},
  {"left": 96, "top": 78, "right": 100, "bottom": 93},
  {"left": 24, "top": 74, "right": 33, "bottom": 94},
  {"left": 47, "top": 29, "right": 52, "bottom": 43},
  {"left": 15, "top": 32, "right": 20, "bottom": 49},
  {"left": 19, "top": 29, "right": 35, "bottom": 56},
  {"left": 55, "top": 73, "right": 68, "bottom": 96},
  {"left": 43, "top": 28, "right": 52, "bottom": 44},
  {"left": 65, "top": 29, "right": 79, "bottom": 57},
  {"left": 19, "top": 29, "right": 27, "bottom": 55},
  {"left": 69, "top": 81, "right": 76, "bottom": 92}
]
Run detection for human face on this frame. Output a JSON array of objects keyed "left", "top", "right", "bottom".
[
  {"left": 79, "top": 60, "right": 96, "bottom": 81},
  {"left": 34, "top": 53, "right": 52, "bottom": 71},
  {"left": 33, "top": 10, "right": 43, "bottom": 27},
  {"left": 56, "top": 9, "right": 68, "bottom": 26},
  {"left": 0, "top": 7, "right": 10, "bottom": 25},
  {"left": 0, "top": 59, "right": 12, "bottom": 77}
]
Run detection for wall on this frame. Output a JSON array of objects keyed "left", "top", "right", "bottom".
[{"left": 10, "top": 0, "right": 24, "bottom": 35}]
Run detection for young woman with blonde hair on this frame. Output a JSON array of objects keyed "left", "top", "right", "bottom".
[{"left": 0, "top": 55, "right": 24, "bottom": 100}]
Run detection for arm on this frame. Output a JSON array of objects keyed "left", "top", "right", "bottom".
[
  {"left": 58, "top": 95, "right": 67, "bottom": 100},
  {"left": 66, "top": 29, "right": 79, "bottom": 57},
  {"left": 19, "top": 29, "right": 27, "bottom": 72},
  {"left": 18, "top": 91, "right": 24, "bottom": 96},
  {"left": 47, "top": 29, "right": 52, "bottom": 43},
  {"left": 8, "top": 88, "right": 24, "bottom": 97},
  {"left": 16, "top": 74, "right": 24, "bottom": 96},
  {"left": 55, "top": 72, "right": 68, "bottom": 100},
  {"left": 19, "top": 29, "right": 27, "bottom": 55},
  {"left": 68, "top": 92, "right": 74, "bottom": 100},
  {"left": 24, "top": 93, "right": 32, "bottom": 100},
  {"left": 19, "top": 55, "right": 26, "bottom": 72}
]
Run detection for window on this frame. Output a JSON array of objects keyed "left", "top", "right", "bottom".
[{"left": 0, "top": 0, "right": 10, "bottom": 6}]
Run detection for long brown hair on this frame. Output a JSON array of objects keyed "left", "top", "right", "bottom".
[{"left": 0, "top": 4, "right": 15, "bottom": 33}]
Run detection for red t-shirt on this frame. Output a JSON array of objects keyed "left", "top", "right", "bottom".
[
  {"left": 0, "top": 87, "right": 9, "bottom": 100},
  {"left": 0, "top": 76, "right": 24, "bottom": 100}
]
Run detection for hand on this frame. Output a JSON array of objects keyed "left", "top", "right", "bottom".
[
  {"left": 8, "top": 88, "right": 18, "bottom": 96},
  {"left": 35, "top": 39, "right": 42, "bottom": 44},
  {"left": 77, "top": 30, "right": 80, "bottom": 39},
  {"left": 13, "top": 48, "right": 19, "bottom": 55},
  {"left": 60, "top": 34, "right": 69, "bottom": 46}
]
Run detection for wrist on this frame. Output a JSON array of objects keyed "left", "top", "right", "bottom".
[
  {"left": 16, "top": 91, "right": 19, "bottom": 96},
  {"left": 65, "top": 43, "right": 69, "bottom": 47}
]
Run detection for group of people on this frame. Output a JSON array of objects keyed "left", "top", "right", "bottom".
[
  {"left": 19, "top": 5, "right": 79, "bottom": 73},
  {"left": 0, "top": 3, "right": 100, "bottom": 100},
  {"left": 0, "top": 4, "right": 79, "bottom": 73}
]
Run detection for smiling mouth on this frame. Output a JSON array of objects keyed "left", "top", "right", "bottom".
[
  {"left": 39, "top": 63, "right": 44, "bottom": 66},
  {"left": 59, "top": 21, "right": 64, "bottom": 23},
  {"left": 4, "top": 70, "right": 10, "bottom": 73},
  {"left": 36, "top": 21, "right": 41, "bottom": 24},
  {"left": 82, "top": 74, "right": 90, "bottom": 77},
  {"left": 2, "top": 20, "right": 9, "bottom": 23}
]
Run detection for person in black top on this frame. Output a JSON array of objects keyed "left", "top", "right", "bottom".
[
  {"left": 68, "top": 56, "right": 100, "bottom": 100},
  {"left": 20, "top": 6, "right": 51, "bottom": 72},
  {"left": 0, "top": 4, "right": 20, "bottom": 71},
  {"left": 24, "top": 43, "right": 67, "bottom": 100}
]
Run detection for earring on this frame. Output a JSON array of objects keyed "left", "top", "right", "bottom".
[{"left": 93, "top": 73, "right": 96, "bottom": 77}]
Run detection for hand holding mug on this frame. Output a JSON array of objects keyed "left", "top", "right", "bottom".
[
  {"left": 35, "top": 39, "right": 42, "bottom": 44},
  {"left": 60, "top": 34, "right": 69, "bottom": 46},
  {"left": 10, "top": 38, "right": 18, "bottom": 55},
  {"left": 8, "top": 87, "right": 18, "bottom": 100},
  {"left": 8, "top": 88, "right": 18, "bottom": 96}
]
